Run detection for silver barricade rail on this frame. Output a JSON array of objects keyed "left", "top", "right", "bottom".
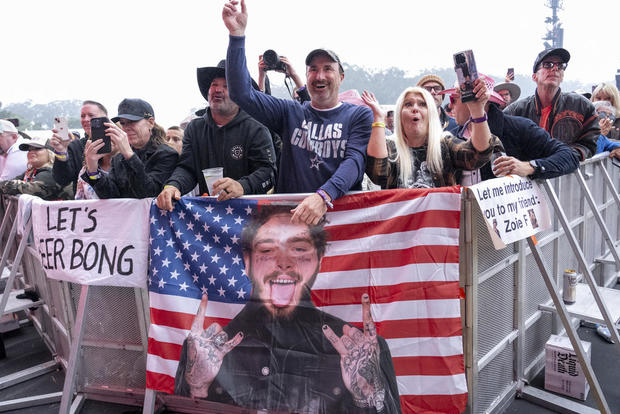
[
  {"left": 0, "top": 194, "right": 63, "bottom": 410},
  {"left": 464, "top": 152, "right": 620, "bottom": 414},
  {"left": 1, "top": 153, "right": 619, "bottom": 413}
]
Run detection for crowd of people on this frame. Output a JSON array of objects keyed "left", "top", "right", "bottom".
[{"left": 0, "top": 0, "right": 617, "bottom": 220}]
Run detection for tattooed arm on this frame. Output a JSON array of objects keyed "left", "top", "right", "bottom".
[
  {"left": 323, "top": 293, "right": 386, "bottom": 412},
  {"left": 183, "top": 294, "right": 244, "bottom": 398}
]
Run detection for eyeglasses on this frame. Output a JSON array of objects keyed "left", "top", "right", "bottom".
[
  {"left": 423, "top": 85, "right": 443, "bottom": 93},
  {"left": 540, "top": 61, "right": 568, "bottom": 71}
]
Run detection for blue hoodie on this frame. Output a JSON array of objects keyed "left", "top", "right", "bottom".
[{"left": 226, "top": 36, "right": 372, "bottom": 200}]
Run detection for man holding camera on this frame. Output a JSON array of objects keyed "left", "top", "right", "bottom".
[
  {"left": 504, "top": 48, "right": 599, "bottom": 161},
  {"left": 222, "top": 0, "right": 373, "bottom": 225}
]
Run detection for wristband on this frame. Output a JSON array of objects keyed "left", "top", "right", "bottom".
[
  {"left": 372, "top": 122, "right": 386, "bottom": 128},
  {"left": 316, "top": 189, "right": 333, "bottom": 209},
  {"left": 87, "top": 169, "right": 101, "bottom": 180},
  {"left": 54, "top": 150, "right": 68, "bottom": 160},
  {"left": 469, "top": 113, "right": 488, "bottom": 124}
]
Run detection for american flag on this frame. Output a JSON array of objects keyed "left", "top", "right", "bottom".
[{"left": 145, "top": 188, "right": 466, "bottom": 413}]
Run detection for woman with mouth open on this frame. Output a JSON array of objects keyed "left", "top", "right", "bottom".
[{"left": 362, "top": 79, "right": 502, "bottom": 189}]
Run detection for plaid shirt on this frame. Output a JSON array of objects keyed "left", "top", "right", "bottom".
[{"left": 366, "top": 134, "right": 502, "bottom": 188}]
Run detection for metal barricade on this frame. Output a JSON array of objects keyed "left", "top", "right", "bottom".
[
  {"left": 2, "top": 153, "right": 619, "bottom": 413},
  {"left": 464, "top": 153, "right": 620, "bottom": 414}
]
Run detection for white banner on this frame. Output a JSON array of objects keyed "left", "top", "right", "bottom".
[
  {"left": 31, "top": 198, "right": 152, "bottom": 287},
  {"left": 470, "top": 175, "right": 551, "bottom": 249}
]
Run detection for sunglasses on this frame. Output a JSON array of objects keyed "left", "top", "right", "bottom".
[
  {"left": 540, "top": 61, "right": 568, "bottom": 71},
  {"left": 423, "top": 85, "right": 443, "bottom": 93}
]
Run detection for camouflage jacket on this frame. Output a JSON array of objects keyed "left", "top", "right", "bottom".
[{"left": 0, "top": 167, "right": 73, "bottom": 200}]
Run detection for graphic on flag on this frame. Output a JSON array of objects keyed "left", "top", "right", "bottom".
[{"left": 146, "top": 188, "right": 466, "bottom": 413}]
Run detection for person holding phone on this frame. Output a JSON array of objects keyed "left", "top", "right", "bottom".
[
  {"left": 50, "top": 100, "right": 109, "bottom": 196},
  {"left": 81, "top": 98, "right": 178, "bottom": 199},
  {"left": 591, "top": 83, "right": 620, "bottom": 140},
  {"left": 361, "top": 80, "right": 501, "bottom": 189}
]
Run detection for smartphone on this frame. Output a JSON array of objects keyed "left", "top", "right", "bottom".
[
  {"left": 90, "top": 117, "right": 111, "bottom": 154},
  {"left": 507, "top": 67, "right": 514, "bottom": 79},
  {"left": 453, "top": 50, "right": 478, "bottom": 103},
  {"left": 54, "top": 117, "right": 70, "bottom": 141}
]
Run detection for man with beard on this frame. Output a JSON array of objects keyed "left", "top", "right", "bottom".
[
  {"left": 156, "top": 60, "right": 276, "bottom": 209},
  {"left": 222, "top": 0, "right": 373, "bottom": 226},
  {"left": 174, "top": 205, "right": 400, "bottom": 413}
]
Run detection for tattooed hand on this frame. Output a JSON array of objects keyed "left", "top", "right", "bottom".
[
  {"left": 323, "top": 293, "right": 386, "bottom": 411},
  {"left": 184, "top": 294, "right": 244, "bottom": 399}
]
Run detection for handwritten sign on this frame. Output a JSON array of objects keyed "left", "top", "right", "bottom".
[
  {"left": 470, "top": 175, "right": 551, "bottom": 249},
  {"left": 31, "top": 198, "right": 151, "bottom": 287}
]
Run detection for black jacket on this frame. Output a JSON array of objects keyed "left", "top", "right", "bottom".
[
  {"left": 175, "top": 300, "right": 401, "bottom": 414},
  {"left": 478, "top": 104, "right": 580, "bottom": 181},
  {"left": 166, "top": 108, "right": 276, "bottom": 196},
  {"left": 504, "top": 88, "right": 600, "bottom": 161},
  {"left": 52, "top": 136, "right": 88, "bottom": 195},
  {"left": 81, "top": 138, "right": 178, "bottom": 199}
]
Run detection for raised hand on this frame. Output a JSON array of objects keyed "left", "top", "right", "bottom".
[
  {"left": 184, "top": 294, "right": 243, "bottom": 399},
  {"left": 361, "top": 90, "right": 385, "bottom": 122},
  {"left": 222, "top": 0, "right": 247, "bottom": 36},
  {"left": 49, "top": 129, "right": 71, "bottom": 154},
  {"left": 323, "top": 293, "right": 386, "bottom": 411}
]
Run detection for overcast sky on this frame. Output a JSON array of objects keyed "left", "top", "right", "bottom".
[{"left": 3, "top": 0, "right": 619, "bottom": 128}]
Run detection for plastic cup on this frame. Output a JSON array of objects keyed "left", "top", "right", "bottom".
[
  {"left": 202, "top": 167, "right": 223, "bottom": 196},
  {"left": 491, "top": 151, "right": 507, "bottom": 177}
]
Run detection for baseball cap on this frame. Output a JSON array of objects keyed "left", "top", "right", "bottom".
[
  {"left": 19, "top": 136, "right": 52, "bottom": 151},
  {"left": 111, "top": 98, "right": 155, "bottom": 123},
  {"left": 305, "top": 48, "right": 344, "bottom": 73},
  {"left": 533, "top": 48, "right": 570, "bottom": 73},
  {"left": 0, "top": 119, "right": 18, "bottom": 134}
]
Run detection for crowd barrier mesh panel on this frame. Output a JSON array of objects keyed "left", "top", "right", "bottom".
[
  {"left": 474, "top": 344, "right": 515, "bottom": 414},
  {"left": 523, "top": 243, "right": 553, "bottom": 319},
  {"left": 477, "top": 264, "right": 515, "bottom": 357},
  {"left": 523, "top": 311, "right": 553, "bottom": 372}
]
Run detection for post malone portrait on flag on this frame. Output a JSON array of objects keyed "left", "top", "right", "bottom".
[
  {"left": 146, "top": 189, "right": 466, "bottom": 413},
  {"left": 173, "top": 204, "right": 400, "bottom": 413}
]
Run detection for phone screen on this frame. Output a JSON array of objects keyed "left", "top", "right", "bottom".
[
  {"left": 507, "top": 67, "right": 514, "bottom": 78},
  {"left": 91, "top": 117, "right": 111, "bottom": 154}
]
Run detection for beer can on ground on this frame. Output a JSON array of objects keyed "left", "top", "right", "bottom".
[{"left": 563, "top": 269, "right": 578, "bottom": 304}]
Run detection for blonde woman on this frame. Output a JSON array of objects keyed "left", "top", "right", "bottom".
[
  {"left": 362, "top": 79, "right": 500, "bottom": 189},
  {"left": 0, "top": 137, "right": 70, "bottom": 200},
  {"left": 591, "top": 83, "right": 620, "bottom": 139}
]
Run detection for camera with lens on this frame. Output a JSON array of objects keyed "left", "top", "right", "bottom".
[
  {"left": 263, "top": 49, "right": 287, "bottom": 73},
  {"left": 453, "top": 49, "right": 478, "bottom": 103}
]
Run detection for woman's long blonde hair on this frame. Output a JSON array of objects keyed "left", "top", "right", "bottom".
[
  {"left": 592, "top": 83, "right": 620, "bottom": 116},
  {"left": 393, "top": 87, "right": 446, "bottom": 186}
]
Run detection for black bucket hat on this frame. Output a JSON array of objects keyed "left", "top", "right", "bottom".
[
  {"left": 197, "top": 60, "right": 259, "bottom": 102},
  {"left": 111, "top": 98, "right": 155, "bottom": 123}
]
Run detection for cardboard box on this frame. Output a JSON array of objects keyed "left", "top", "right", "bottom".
[{"left": 544, "top": 334, "right": 591, "bottom": 400}]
